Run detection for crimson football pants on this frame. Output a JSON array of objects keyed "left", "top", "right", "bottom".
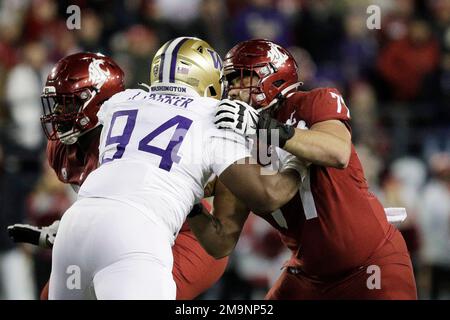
[{"left": 266, "top": 230, "right": 417, "bottom": 300}]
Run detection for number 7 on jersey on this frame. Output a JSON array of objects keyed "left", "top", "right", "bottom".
[{"left": 330, "top": 92, "right": 350, "bottom": 118}]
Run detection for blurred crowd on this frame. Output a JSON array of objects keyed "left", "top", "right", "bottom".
[{"left": 0, "top": 0, "right": 449, "bottom": 299}]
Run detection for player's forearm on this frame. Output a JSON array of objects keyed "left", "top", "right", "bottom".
[
  {"left": 187, "top": 209, "right": 239, "bottom": 259},
  {"left": 219, "top": 162, "right": 300, "bottom": 215},
  {"left": 255, "top": 169, "right": 300, "bottom": 215},
  {"left": 283, "top": 128, "right": 351, "bottom": 169}
]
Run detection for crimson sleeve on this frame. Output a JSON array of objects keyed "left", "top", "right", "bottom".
[{"left": 300, "top": 88, "right": 351, "bottom": 127}]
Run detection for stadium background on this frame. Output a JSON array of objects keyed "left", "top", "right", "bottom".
[{"left": 0, "top": 0, "right": 449, "bottom": 299}]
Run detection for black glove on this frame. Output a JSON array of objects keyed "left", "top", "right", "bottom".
[
  {"left": 7, "top": 221, "right": 60, "bottom": 249},
  {"left": 257, "top": 110, "right": 295, "bottom": 148}
]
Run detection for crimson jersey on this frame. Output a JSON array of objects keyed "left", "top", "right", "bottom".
[
  {"left": 262, "top": 88, "right": 393, "bottom": 278},
  {"left": 47, "top": 135, "right": 100, "bottom": 187}
]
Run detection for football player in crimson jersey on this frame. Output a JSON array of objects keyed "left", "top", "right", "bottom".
[
  {"left": 193, "top": 39, "right": 417, "bottom": 299},
  {"left": 7, "top": 52, "right": 243, "bottom": 300}
]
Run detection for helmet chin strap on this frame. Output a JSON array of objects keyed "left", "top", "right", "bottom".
[{"left": 257, "top": 82, "right": 303, "bottom": 114}]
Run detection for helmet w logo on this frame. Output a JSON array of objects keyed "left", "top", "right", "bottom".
[{"left": 207, "top": 49, "right": 223, "bottom": 70}]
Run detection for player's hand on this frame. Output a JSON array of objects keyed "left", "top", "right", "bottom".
[
  {"left": 7, "top": 220, "right": 60, "bottom": 249},
  {"left": 214, "top": 99, "right": 259, "bottom": 136},
  {"left": 257, "top": 110, "right": 295, "bottom": 148},
  {"left": 215, "top": 99, "right": 295, "bottom": 148}
]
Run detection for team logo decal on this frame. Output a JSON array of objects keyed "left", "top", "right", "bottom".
[
  {"left": 152, "top": 64, "right": 159, "bottom": 78},
  {"left": 176, "top": 66, "right": 190, "bottom": 75},
  {"left": 88, "top": 59, "right": 110, "bottom": 90},
  {"left": 267, "top": 44, "right": 288, "bottom": 68},
  {"left": 207, "top": 48, "right": 223, "bottom": 70}
]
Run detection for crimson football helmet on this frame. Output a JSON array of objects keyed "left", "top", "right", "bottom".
[
  {"left": 224, "top": 39, "right": 301, "bottom": 109},
  {"left": 40, "top": 52, "right": 125, "bottom": 144}
]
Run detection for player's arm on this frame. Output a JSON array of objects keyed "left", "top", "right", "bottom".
[
  {"left": 207, "top": 127, "right": 302, "bottom": 215},
  {"left": 218, "top": 160, "right": 300, "bottom": 215},
  {"left": 215, "top": 93, "right": 352, "bottom": 169},
  {"left": 187, "top": 180, "right": 250, "bottom": 259},
  {"left": 282, "top": 119, "right": 351, "bottom": 168},
  {"left": 7, "top": 221, "right": 59, "bottom": 249}
]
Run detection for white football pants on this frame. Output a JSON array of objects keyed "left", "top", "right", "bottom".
[{"left": 49, "top": 197, "right": 176, "bottom": 300}]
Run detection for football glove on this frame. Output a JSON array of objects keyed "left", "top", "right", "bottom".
[
  {"left": 257, "top": 110, "right": 295, "bottom": 148},
  {"left": 214, "top": 99, "right": 259, "bottom": 136},
  {"left": 215, "top": 99, "right": 295, "bottom": 147},
  {"left": 7, "top": 220, "right": 60, "bottom": 249}
]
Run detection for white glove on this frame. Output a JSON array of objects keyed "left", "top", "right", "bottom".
[
  {"left": 7, "top": 220, "right": 60, "bottom": 249},
  {"left": 215, "top": 99, "right": 259, "bottom": 136}
]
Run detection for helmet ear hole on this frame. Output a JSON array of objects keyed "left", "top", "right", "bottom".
[{"left": 208, "top": 85, "right": 217, "bottom": 97}]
